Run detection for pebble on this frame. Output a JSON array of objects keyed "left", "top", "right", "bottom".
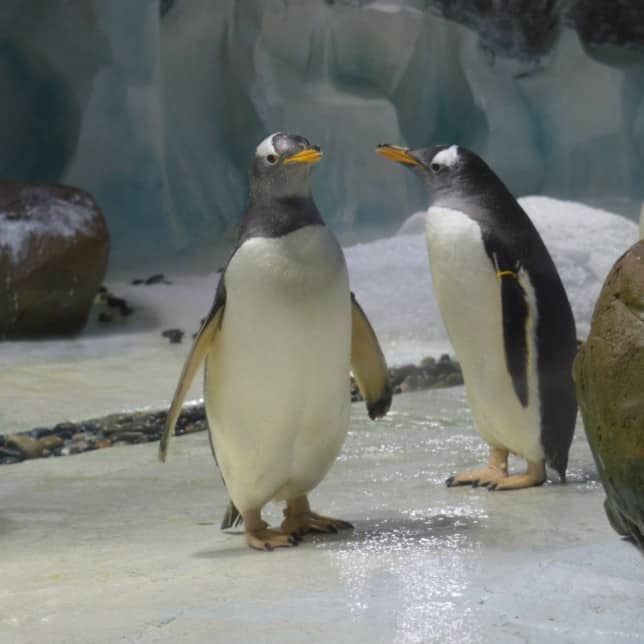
[
  {"left": 37, "top": 436, "right": 64, "bottom": 451},
  {"left": 6, "top": 435, "right": 42, "bottom": 459},
  {"left": 131, "top": 273, "right": 172, "bottom": 286},
  {"left": 162, "top": 328, "right": 184, "bottom": 344},
  {"left": 0, "top": 446, "right": 24, "bottom": 464}
]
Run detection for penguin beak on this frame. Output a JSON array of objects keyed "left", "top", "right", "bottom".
[
  {"left": 283, "top": 146, "right": 323, "bottom": 165},
  {"left": 375, "top": 144, "right": 421, "bottom": 166}
]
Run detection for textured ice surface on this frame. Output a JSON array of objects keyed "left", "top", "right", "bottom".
[
  {"left": 1, "top": 390, "right": 642, "bottom": 644},
  {"left": 0, "top": 198, "right": 637, "bottom": 433},
  {"left": 1, "top": 1, "right": 643, "bottom": 259}
]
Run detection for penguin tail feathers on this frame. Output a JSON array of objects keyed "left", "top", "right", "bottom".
[
  {"left": 547, "top": 458, "right": 568, "bottom": 484},
  {"left": 221, "top": 501, "right": 243, "bottom": 530}
]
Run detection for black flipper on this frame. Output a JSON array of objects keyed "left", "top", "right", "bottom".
[
  {"left": 483, "top": 243, "right": 530, "bottom": 408},
  {"left": 499, "top": 268, "right": 529, "bottom": 407}
]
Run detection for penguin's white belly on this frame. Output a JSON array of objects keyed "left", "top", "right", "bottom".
[
  {"left": 205, "top": 226, "right": 351, "bottom": 512},
  {"left": 425, "top": 208, "right": 544, "bottom": 463}
]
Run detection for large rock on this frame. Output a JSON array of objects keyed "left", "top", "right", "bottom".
[
  {"left": 574, "top": 240, "right": 644, "bottom": 551},
  {"left": 0, "top": 183, "right": 109, "bottom": 338}
]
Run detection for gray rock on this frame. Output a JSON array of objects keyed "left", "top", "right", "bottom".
[{"left": 574, "top": 239, "right": 644, "bottom": 552}]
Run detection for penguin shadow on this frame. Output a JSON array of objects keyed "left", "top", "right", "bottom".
[{"left": 192, "top": 514, "right": 483, "bottom": 558}]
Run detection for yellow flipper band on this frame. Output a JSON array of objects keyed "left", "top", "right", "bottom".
[{"left": 497, "top": 270, "right": 518, "bottom": 279}]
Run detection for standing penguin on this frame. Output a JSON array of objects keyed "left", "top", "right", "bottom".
[
  {"left": 376, "top": 144, "right": 577, "bottom": 490},
  {"left": 160, "top": 132, "right": 391, "bottom": 549}
]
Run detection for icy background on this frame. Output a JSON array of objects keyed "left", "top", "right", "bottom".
[
  {"left": 1, "top": 0, "right": 643, "bottom": 260},
  {"left": 1, "top": 198, "right": 638, "bottom": 432}
]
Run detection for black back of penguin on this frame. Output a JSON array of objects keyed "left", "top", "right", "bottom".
[{"left": 424, "top": 146, "right": 578, "bottom": 477}]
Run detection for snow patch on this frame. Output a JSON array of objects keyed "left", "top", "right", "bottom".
[{"left": 0, "top": 189, "right": 96, "bottom": 263}]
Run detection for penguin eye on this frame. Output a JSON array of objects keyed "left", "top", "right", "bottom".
[
  {"left": 266, "top": 154, "right": 279, "bottom": 165},
  {"left": 430, "top": 162, "right": 442, "bottom": 173}
]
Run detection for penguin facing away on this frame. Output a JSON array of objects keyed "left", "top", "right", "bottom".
[
  {"left": 160, "top": 133, "right": 392, "bottom": 550},
  {"left": 376, "top": 143, "right": 577, "bottom": 490}
]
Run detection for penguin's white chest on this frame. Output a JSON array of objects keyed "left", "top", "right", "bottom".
[
  {"left": 425, "top": 207, "right": 543, "bottom": 462},
  {"left": 205, "top": 225, "right": 352, "bottom": 512}
]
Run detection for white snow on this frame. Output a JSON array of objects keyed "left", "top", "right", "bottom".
[
  {"left": 0, "top": 197, "right": 638, "bottom": 432},
  {"left": 0, "top": 189, "right": 96, "bottom": 263}
]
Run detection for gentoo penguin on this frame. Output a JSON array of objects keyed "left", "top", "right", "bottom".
[
  {"left": 159, "top": 132, "right": 392, "bottom": 549},
  {"left": 376, "top": 143, "right": 577, "bottom": 490}
]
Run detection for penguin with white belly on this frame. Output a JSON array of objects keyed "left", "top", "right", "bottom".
[
  {"left": 376, "top": 143, "right": 577, "bottom": 490},
  {"left": 159, "top": 133, "right": 392, "bottom": 549}
]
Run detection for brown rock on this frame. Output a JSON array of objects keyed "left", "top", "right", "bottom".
[
  {"left": 36, "top": 435, "right": 64, "bottom": 451},
  {"left": 420, "top": 356, "right": 436, "bottom": 369},
  {"left": 574, "top": 239, "right": 644, "bottom": 552},
  {"left": 6, "top": 434, "right": 42, "bottom": 459},
  {"left": 0, "top": 183, "right": 109, "bottom": 338}
]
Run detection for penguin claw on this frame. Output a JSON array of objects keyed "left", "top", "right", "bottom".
[
  {"left": 281, "top": 511, "right": 353, "bottom": 537},
  {"left": 486, "top": 483, "right": 498, "bottom": 491},
  {"left": 445, "top": 476, "right": 455, "bottom": 488},
  {"left": 246, "top": 527, "right": 299, "bottom": 551}
]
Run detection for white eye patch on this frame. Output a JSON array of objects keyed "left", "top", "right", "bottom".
[
  {"left": 432, "top": 145, "right": 459, "bottom": 168},
  {"left": 255, "top": 133, "right": 282, "bottom": 158}
]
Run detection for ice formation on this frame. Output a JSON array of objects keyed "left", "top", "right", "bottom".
[{"left": 0, "top": 1, "right": 643, "bottom": 259}]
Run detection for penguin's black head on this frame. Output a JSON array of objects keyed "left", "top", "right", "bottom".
[
  {"left": 250, "top": 132, "right": 322, "bottom": 202},
  {"left": 376, "top": 143, "right": 497, "bottom": 205}
]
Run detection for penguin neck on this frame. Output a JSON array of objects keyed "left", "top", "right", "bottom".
[
  {"left": 430, "top": 192, "right": 489, "bottom": 223},
  {"left": 240, "top": 191, "right": 325, "bottom": 242},
  {"left": 249, "top": 182, "right": 313, "bottom": 206}
]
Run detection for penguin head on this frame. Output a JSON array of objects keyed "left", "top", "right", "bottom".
[
  {"left": 250, "top": 132, "right": 323, "bottom": 201},
  {"left": 376, "top": 143, "right": 495, "bottom": 205}
]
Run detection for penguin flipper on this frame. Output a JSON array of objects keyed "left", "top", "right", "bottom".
[
  {"left": 498, "top": 268, "right": 530, "bottom": 407},
  {"left": 350, "top": 293, "right": 392, "bottom": 419},
  {"left": 158, "top": 292, "right": 226, "bottom": 463}
]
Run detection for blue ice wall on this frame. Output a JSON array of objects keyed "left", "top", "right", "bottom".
[{"left": 1, "top": 1, "right": 643, "bottom": 260}]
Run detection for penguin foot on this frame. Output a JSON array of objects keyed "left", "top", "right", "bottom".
[
  {"left": 445, "top": 467, "right": 508, "bottom": 488},
  {"left": 486, "top": 469, "right": 546, "bottom": 491},
  {"left": 245, "top": 527, "right": 300, "bottom": 551},
  {"left": 281, "top": 510, "right": 354, "bottom": 537}
]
